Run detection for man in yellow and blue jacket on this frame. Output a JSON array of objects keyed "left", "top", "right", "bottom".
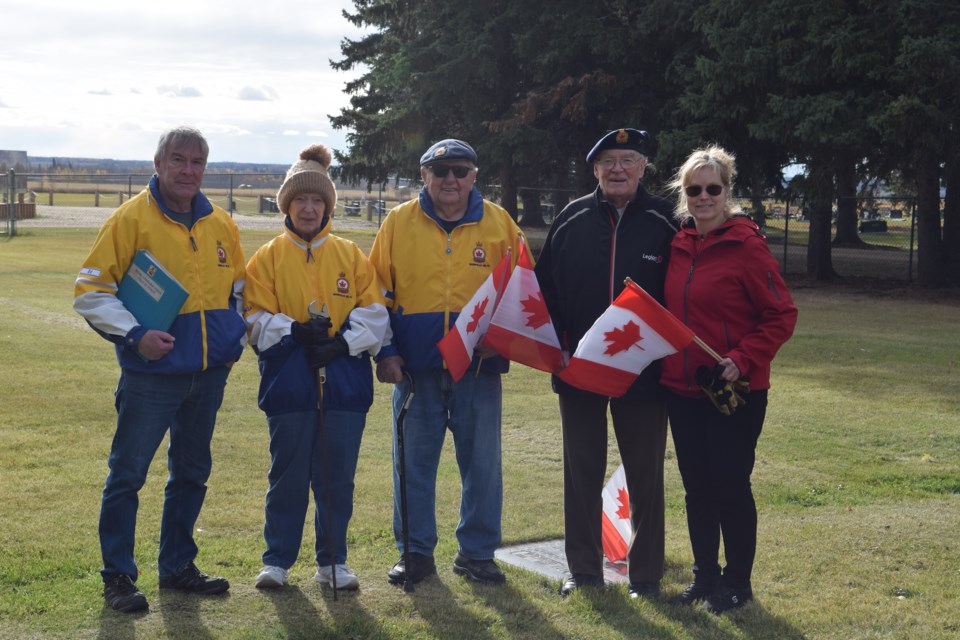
[
  {"left": 74, "top": 126, "right": 246, "bottom": 613},
  {"left": 370, "top": 138, "right": 525, "bottom": 586}
]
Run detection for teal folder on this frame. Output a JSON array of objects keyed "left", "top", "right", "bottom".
[{"left": 116, "top": 250, "right": 189, "bottom": 331}]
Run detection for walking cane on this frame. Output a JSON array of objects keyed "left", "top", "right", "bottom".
[
  {"left": 396, "top": 369, "right": 416, "bottom": 593},
  {"left": 308, "top": 300, "right": 338, "bottom": 599}
]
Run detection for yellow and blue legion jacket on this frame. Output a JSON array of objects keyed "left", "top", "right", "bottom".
[
  {"left": 73, "top": 176, "right": 247, "bottom": 374},
  {"left": 369, "top": 186, "right": 525, "bottom": 374},
  {"left": 244, "top": 217, "right": 390, "bottom": 415}
]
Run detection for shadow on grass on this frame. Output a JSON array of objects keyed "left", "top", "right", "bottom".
[
  {"left": 649, "top": 596, "right": 806, "bottom": 640},
  {"left": 156, "top": 590, "right": 222, "bottom": 639},
  {"left": 96, "top": 602, "right": 148, "bottom": 640},
  {"left": 556, "top": 577, "right": 808, "bottom": 640},
  {"left": 319, "top": 585, "right": 392, "bottom": 639},
  {"left": 462, "top": 579, "right": 568, "bottom": 640},
  {"left": 402, "top": 576, "right": 502, "bottom": 639},
  {"left": 260, "top": 585, "right": 387, "bottom": 639},
  {"left": 263, "top": 585, "right": 323, "bottom": 636}
]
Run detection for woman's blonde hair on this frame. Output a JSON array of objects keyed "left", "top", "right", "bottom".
[{"left": 668, "top": 145, "right": 741, "bottom": 223}]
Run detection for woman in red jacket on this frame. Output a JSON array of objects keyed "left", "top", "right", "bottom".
[{"left": 661, "top": 146, "right": 797, "bottom": 614}]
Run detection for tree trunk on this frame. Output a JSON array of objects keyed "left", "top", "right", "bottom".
[
  {"left": 519, "top": 189, "right": 545, "bottom": 228},
  {"left": 915, "top": 156, "right": 945, "bottom": 288},
  {"left": 806, "top": 161, "right": 837, "bottom": 280},
  {"left": 833, "top": 161, "right": 862, "bottom": 245},
  {"left": 499, "top": 162, "right": 518, "bottom": 221},
  {"left": 551, "top": 189, "right": 570, "bottom": 223},
  {"left": 751, "top": 195, "right": 766, "bottom": 227},
  {"left": 943, "top": 141, "right": 960, "bottom": 286}
]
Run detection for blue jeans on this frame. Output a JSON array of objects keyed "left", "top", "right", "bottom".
[
  {"left": 99, "top": 366, "right": 231, "bottom": 580},
  {"left": 391, "top": 370, "right": 503, "bottom": 560},
  {"left": 262, "top": 409, "right": 366, "bottom": 568}
]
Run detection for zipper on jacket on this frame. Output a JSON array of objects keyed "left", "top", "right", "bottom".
[
  {"left": 767, "top": 271, "right": 782, "bottom": 300},
  {"left": 444, "top": 231, "right": 454, "bottom": 334},
  {"left": 187, "top": 227, "right": 208, "bottom": 369},
  {"left": 607, "top": 208, "right": 618, "bottom": 302},
  {"left": 682, "top": 256, "right": 697, "bottom": 392}
]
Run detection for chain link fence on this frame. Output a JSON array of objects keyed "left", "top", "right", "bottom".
[
  {"left": 2, "top": 170, "right": 925, "bottom": 283},
  {"left": 744, "top": 197, "right": 919, "bottom": 281}
]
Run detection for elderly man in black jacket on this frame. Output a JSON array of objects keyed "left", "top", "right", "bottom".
[{"left": 535, "top": 128, "right": 678, "bottom": 599}]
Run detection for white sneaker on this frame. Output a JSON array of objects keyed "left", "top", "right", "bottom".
[
  {"left": 255, "top": 565, "right": 288, "bottom": 589},
  {"left": 315, "top": 564, "right": 359, "bottom": 590}
]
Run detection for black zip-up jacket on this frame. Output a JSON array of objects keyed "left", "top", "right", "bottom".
[{"left": 535, "top": 185, "right": 678, "bottom": 399}]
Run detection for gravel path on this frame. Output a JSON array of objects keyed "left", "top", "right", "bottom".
[{"left": 14, "top": 205, "right": 383, "bottom": 232}]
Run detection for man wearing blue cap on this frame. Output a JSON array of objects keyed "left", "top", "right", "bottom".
[
  {"left": 369, "top": 139, "right": 526, "bottom": 586},
  {"left": 536, "top": 128, "right": 678, "bottom": 599}
]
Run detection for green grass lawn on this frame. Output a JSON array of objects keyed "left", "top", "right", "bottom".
[{"left": 0, "top": 228, "right": 957, "bottom": 639}]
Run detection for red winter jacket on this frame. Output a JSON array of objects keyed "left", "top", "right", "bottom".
[{"left": 661, "top": 216, "right": 797, "bottom": 397}]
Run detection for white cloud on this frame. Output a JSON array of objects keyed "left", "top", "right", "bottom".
[
  {"left": 157, "top": 85, "right": 204, "bottom": 98},
  {"left": 237, "top": 86, "right": 278, "bottom": 101},
  {"left": 0, "top": 0, "right": 368, "bottom": 163}
]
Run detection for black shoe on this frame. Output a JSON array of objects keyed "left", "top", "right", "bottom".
[
  {"left": 669, "top": 579, "right": 718, "bottom": 605},
  {"left": 387, "top": 552, "right": 437, "bottom": 586},
  {"left": 702, "top": 585, "right": 753, "bottom": 614},
  {"left": 159, "top": 562, "right": 230, "bottom": 595},
  {"left": 559, "top": 573, "right": 605, "bottom": 597},
  {"left": 453, "top": 553, "right": 506, "bottom": 584},
  {"left": 628, "top": 581, "right": 661, "bottom": 600},
  {"left": 103, "top": 574, "right": 148, "bottom": 613}
]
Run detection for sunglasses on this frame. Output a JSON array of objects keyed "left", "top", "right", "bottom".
[
  {"left": 685, "top": 184, "right": 724, "bottom": 197},
  {"left": 429, "top": 165, "right": 473, "bottom": 179}
]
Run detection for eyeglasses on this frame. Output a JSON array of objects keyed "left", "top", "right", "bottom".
[
  {"left": 429, "top": 165, "right": 474, "bottom": 179},
  {"left": 684, "top": 184, "right": 724, "bottom": 197},
  {"left": 596, "top": 156, "right": 642, "bottom": 170}
]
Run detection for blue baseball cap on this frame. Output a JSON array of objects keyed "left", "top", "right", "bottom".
[
  {"left": 420, "top": 139, "right": 478, "bottom": 167},
  {"left": 585, "top": 128, "right": 653, "bottom": 163}
]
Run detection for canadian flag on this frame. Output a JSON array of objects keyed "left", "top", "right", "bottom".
[
  {"left": 601, "top": 464, "right": 632, "bottom": 563},
  {"left": 558, "top": 280, "right": 695, "bottom": 397},
  {"left": 437, "top": 251, "right": 512, "bottom": 382},
  {"left": 483, "top": 241, "right": 563, "bottom": 374}
]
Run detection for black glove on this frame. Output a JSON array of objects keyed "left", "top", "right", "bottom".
[
  {"left": 305, "top": 333, "right": 349, "bottom": 370},
  {"left": 290, "top": 316, "right": 331, "bottom": 345},
  {"left": 695, "top": 364, "right": 750, "bottom": 416}
]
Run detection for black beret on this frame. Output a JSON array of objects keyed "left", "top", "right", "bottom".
[{"left": 585, "top": 128, "right": 653, "bottom": 162}]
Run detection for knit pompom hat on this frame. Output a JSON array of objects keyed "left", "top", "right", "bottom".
[{"left": 277, "top": 144, "right": 338, "bottom": 216}]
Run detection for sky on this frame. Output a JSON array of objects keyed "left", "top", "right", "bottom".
[{"left": 0, "top": 0, "right": 369, "bottom": 164}]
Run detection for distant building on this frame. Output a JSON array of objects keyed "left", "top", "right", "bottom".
[{"left": 0, "top": 150, "right": 28, "bottom": 169}]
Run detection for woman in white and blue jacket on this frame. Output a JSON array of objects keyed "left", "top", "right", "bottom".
[{"left": 243, "top": 144, "right": 390, "bottom": 592}]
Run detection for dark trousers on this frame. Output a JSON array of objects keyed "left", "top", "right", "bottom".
[
  {"left": 559, "top": 393, "right": 667, "bottom": 583},
  {"left": 667, "top": 391, "right": 767, "bottom": 590}
]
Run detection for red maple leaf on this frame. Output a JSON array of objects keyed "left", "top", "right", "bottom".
[
  {"left": 521, "top": 292, "right": 550, "bottom": 329},
  {"left": 466, "top": 297, "right": 489, "bottom": 333},
  {"left": 603, "top": 321, "right": 644, "bottom": 355},
  {"left": 616, "top": 487, "right": 630, "bottom": 520}
]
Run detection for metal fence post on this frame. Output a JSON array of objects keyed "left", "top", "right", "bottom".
[
  {"left": 908, "top": 199, "right": 917, "bottom": 283},
  {"left": 7, "top": 169, "right": 17, "bottom": 237},
  {"left": 783, "top": 196, "right": 791, "bottom": 276}
]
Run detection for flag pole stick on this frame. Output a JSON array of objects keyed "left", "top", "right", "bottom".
[
  {"left": 622, "top": 277, "right": 722, "bottom": 363},
  {"left": 693, "top": 336, "right": 723, "bottom": 362}
]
